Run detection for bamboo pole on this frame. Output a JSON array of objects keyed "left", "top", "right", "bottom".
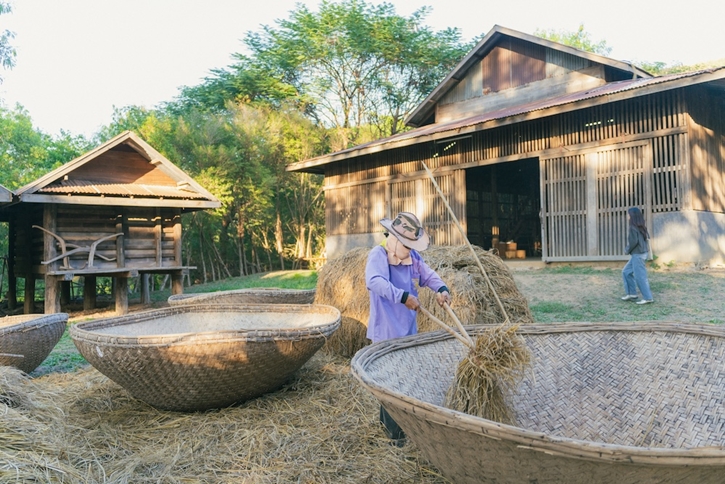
[
  {"left": 421, "top": 160, "right": 511, "bottom": 325},
  {"left": 443, "top": 302, "right": 476, "bottom": 347},
  {"left": 419, "top": 306, "right": 474, "bottom": 350}
]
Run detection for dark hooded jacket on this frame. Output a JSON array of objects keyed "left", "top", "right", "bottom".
[{"left": 625, "top": 226, "right": 649, "bottom": 255}]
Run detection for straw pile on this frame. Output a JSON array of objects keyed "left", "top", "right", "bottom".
[
  {"left": 0, "top": 356, "right": 448, "bottom": 483},
  {"left": 314, "top": 248, "right": 371, "bottom": 357},
  {"left": 314, "top": 245, "right": 532, "bottom": 357},
  {"left": 417, "top": 245, "right": 533, "bottom": 332},
  {"left": 443, "top": 324, "right": 531, "bottom": 423}
]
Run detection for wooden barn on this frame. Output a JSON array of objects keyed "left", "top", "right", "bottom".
[
  {"left": 0, "top": 131, "right": 221, "bottom": 314},
  {"left": 287, "top": 25, "right": 725, "bottom": 266}
]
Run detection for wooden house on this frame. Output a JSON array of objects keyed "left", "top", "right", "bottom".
[
  {"left": 287, "top": 25, "right": 725, "bottom": 266},
  {"left": 0, "top": 131, "right": 221, "bottom": 314}
]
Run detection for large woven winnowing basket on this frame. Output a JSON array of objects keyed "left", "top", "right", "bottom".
[
  {"left": 0, "top": 313, "right": 68, "bottom": 373},
  {"left": 167, "top": 288, "right": 316, "bottom": 306},
  {"left": 70, "top": 303, "right": 340, "bottom": 412},
  {"left": 351, "top": 322, "right": 725, "bottom": 484}
]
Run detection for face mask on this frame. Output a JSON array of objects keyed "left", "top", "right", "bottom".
[{"left": 386, "top": 236, "right": 412, "bottom": 266}]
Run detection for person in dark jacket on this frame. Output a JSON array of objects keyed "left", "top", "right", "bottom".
[{"left": 621, "top": 207, "right": 653, "bottom": 304}]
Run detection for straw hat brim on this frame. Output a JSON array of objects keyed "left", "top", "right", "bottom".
[{"left": 380, "top": 218, "right": 430, "bottom": 251}]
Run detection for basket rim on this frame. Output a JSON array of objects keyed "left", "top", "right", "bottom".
[
  {"left": 69, "top": 303, "right": 340, "bottom": 346},
  {"left": 0, "top": 313, "right": 69, "bottom": 334},
  {"left": 351, "top": 321, "right": 725, "bottom": 465},
  {"left": 167, "top": 287, "right": 316, "bottom": 301}
]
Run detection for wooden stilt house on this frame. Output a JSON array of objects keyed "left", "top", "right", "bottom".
[
  {"left": 0, "top": 131, "right": 221, "bottom": 315},
  {"left": 287, "top": 25, "right": 725, "bottom": 266}
]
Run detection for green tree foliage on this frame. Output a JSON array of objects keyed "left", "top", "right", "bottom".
[
  {"left": 0, "top": 1, "right": 16, "bottom": 80},
  {"left": 0, "top": 105, "right": 91, "bottom": 291},
  {"left": 178, "top": 0, "right": 471, "bottom": 149},
  {"left": 0, "top": 105, "right": 91, "bottom": 189},
  {"left": 128, "top": 1, "right": 474, "bottom": 281},
  {"left": 100, "top": 100, "right": 326, "bottom": 281},
  {"left": 534, "top": 24, "right": 612, "bottom": 56}
]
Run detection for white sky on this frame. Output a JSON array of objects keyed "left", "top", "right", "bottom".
[{"left": 1, "top": 0, "right": 724, "bottom": 138}]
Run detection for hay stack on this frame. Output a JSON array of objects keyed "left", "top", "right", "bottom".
[
  {"left": 417, "top": 245, "right": 533, "bottom": 333},
  {"left": 314, "top": 245, "right": 533, "bottom": 357},
  {"left": 314, "top": 248, "right": 371, "bottom": 357}
]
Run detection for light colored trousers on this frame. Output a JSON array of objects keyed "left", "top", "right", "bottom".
[{"left": 622, "top": 252, "right": 653, "bottom": 300}]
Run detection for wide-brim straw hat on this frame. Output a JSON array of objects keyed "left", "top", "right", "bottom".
[{"left": 380, "top": 212, "right": 430, "bottom": 251}]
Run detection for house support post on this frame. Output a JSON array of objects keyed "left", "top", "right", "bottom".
[
  {"left": 83, "top": 276, "right": 96, "bottom": 310},
  {"left": 7, "top": 219, "right": 16, "bottom": 310},
  {"left": 114, "top": 276, "right": 128, "bottom": 315},
  {"left": 25, "top": 274, "right": 36, "bottom": 314},
  {"left": 171, "top": 272, "right": 183, "bottom": 295},
  {"left": 44, "top": 274, "right": 71, "bottom": 314},
  {"left": 141, "top": 274, "right": 151, "bottom": 304}
]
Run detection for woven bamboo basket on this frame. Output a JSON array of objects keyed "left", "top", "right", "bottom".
[
  {"left": 0, "top": 313, "right": 68, "bottom": 373},
  {"left": 351, "top": 322, "right": 725, "bottom": 483},
  {"left": 70, "top": 303, "right": 340, "bottom": 412},
  {"left": 167, "top": 288, "right": 316, "bottom": 306}
]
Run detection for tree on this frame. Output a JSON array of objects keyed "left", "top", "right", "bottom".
[
  {"left": 534, "top": 24, "right": 611, "bottom": 56},
  {"left": 0, "top": 105, "right": 91, "bottom": 188},
  {"left": 0, "top": 1, "right": 15, "bottom": 81},
  {"left": 181, "top": 0, "right": 471, "bottom": 149}
]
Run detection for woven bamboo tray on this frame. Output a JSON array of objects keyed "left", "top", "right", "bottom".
[
  {"left": 70, "top": 303, "right": 340, "bottom": 412},
  {"left": 167, "top": 288, "right": 316, "bottom": 306},
  {"left": 0, "top": 313, "right": 68, "bottom": 373},
  {"left": 351, "top": 322, "right": 725, "bottom": 483}
]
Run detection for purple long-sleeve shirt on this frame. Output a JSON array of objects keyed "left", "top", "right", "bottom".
[{"left": 365, "top": 245, "right": 447, "bottom": 343}]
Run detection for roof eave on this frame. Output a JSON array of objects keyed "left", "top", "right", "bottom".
[
  {"left": 288, "top": 68, "right": 725, "bottom": 173},
  {"left": 18, "top": 192, "right": 221, "bottom": 209}
]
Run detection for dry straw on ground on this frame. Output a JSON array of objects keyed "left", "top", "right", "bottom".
[
  {"left": 0, "top": 355, "right": 448, "bottom": 484},
  {"left": 314, "top": 244, "right": 533, "bottom": 357}
]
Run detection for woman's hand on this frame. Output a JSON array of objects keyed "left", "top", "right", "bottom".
[
  {"left": 404, "top": 295, "right": 420, "bottom": 310},
  {"left": 436, "top": 291, "right": 451, "bottom": 307}
]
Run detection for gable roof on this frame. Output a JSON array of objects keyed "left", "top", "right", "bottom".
[
  {"left": 287, "top": 67, "right": 725, "bottom": 174},
  {"left": 405, "top": 24, "right": 652, "bottom": 128},
  {"left": 15, "top": 131, "right": 221, "bottom": 210}
]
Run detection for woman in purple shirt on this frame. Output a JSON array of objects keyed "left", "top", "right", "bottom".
[{"left": 365, "top": 211, "right": 451, "bottom": 445}]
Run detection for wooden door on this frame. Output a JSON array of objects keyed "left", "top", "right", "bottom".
[{"left": 541, "top": 141, "right": 652, "bottom": 261}]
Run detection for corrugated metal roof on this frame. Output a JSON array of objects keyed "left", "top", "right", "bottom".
[
  {"left": 287, "top": 67, "right": 725, "bottom": 173},
  {"left": 38, "top": 179, "right": 208, "bottom": 199}
]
